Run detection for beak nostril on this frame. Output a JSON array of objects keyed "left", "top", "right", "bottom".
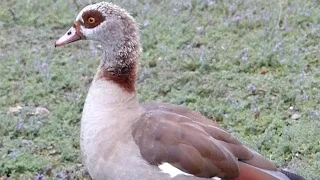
[{"left": 56, "top": 25, "right": 82, "bottom": 47}]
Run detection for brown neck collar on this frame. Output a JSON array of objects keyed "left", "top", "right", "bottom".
[
  {"left": 99, "top": 60, "right": 137, "bottom": 94},
  {"left": 98, "top": 37, "right": 141, "bottom": 94}
]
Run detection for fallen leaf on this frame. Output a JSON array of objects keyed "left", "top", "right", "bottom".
[
  {"left": 291, "top": 113, "right": 301, "bottom": 120},
  {"left": 33, "top": 107, "right": 50, "bottom": 116},
  {"left": 7, "top": 105, "right": 23, "bottom": 115}
]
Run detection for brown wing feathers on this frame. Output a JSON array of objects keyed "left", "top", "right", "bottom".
[
  {"left": 133, "top": 110, "right": 245, "bottom": 178},
  {"left": 132, "top": 105, "right": 296, "bottom": 179},
  {"left": 143, "top": 103, "right": 218, "bottom": 127}
]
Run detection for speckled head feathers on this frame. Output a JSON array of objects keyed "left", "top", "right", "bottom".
[
  {"left": 56, "top": 2, "right": 142, "bottom": 93},
  {"left": 74, "top": 2, "right": 139, "bottom": 44},
  {"left": 76, "top": 2, "right": 132, "bottom": 22}
]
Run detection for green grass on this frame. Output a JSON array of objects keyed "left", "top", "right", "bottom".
[{"left": 0, "top": 0, "right": 319, "bottom": 179}]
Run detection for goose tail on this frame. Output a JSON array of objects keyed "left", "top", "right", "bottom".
[{"left": 234, "top": 162, "right": 305, "bottom": 180}]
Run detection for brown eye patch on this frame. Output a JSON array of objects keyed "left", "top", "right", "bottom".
[{"left": 82, "top": 10, "right": 105, "bottom": 29}]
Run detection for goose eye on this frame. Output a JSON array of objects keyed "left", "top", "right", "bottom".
[{"left": 88, "top": 17, "right": 95, "bottom": 24}]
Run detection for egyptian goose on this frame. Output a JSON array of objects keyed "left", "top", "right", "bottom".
[{"left": 55, "top": 2, "right": 304, "bottom": 180}]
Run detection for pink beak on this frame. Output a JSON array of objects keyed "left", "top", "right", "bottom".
[{"left": 55, "top": 24, "right": 84, "bottom": 47}]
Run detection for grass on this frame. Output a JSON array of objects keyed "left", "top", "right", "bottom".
[{"left": 0, "top": 0, "right": 319, "bottom": 179}]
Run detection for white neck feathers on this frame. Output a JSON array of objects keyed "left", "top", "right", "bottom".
[{"left": 80, "top": 79, "right": 142, "bottom": 146}]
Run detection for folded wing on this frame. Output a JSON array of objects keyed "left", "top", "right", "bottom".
[{"left": 132, "top": 106, "right": 291, "bottom": 179}]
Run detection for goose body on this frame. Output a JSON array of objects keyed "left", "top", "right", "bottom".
[{"left": 55, "top": 2, "right": 304, "bottom": 180}]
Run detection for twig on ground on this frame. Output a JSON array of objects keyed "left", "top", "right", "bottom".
[
  {"left": 257, "top": 88, "right": 268, "bottom": 92},
  {"left": 8, "top": 8, "right": 17, "bottom": 23}
]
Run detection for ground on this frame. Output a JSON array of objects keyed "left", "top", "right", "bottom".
[{"left": 0, "top": 0, "right": 319, "bottom": 179}]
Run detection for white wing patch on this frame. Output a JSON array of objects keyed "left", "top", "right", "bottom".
[
  {"left": 158, "top": 162, "right": 193, "bottom": 178},
  {"left": 158, "top": 162, "right": 221, "bottom": 179}
]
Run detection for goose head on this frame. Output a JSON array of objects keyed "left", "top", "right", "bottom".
[
  {"left": 55, "top": 2, "right": 141, "bottom": 93},
  {"left": 55, "top": 2, "right": 140, "bottom": 53}
]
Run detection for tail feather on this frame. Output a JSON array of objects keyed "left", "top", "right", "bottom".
[
  {"left": 280, "top": 169, "right": 305, "bottom": 180},
  {"left": 235, "top": 162, "right": 305, "bottom": 180}
]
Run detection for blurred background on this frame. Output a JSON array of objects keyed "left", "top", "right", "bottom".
[{"left": 0, "top": 0, "right": 319, "bottom": 179}]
